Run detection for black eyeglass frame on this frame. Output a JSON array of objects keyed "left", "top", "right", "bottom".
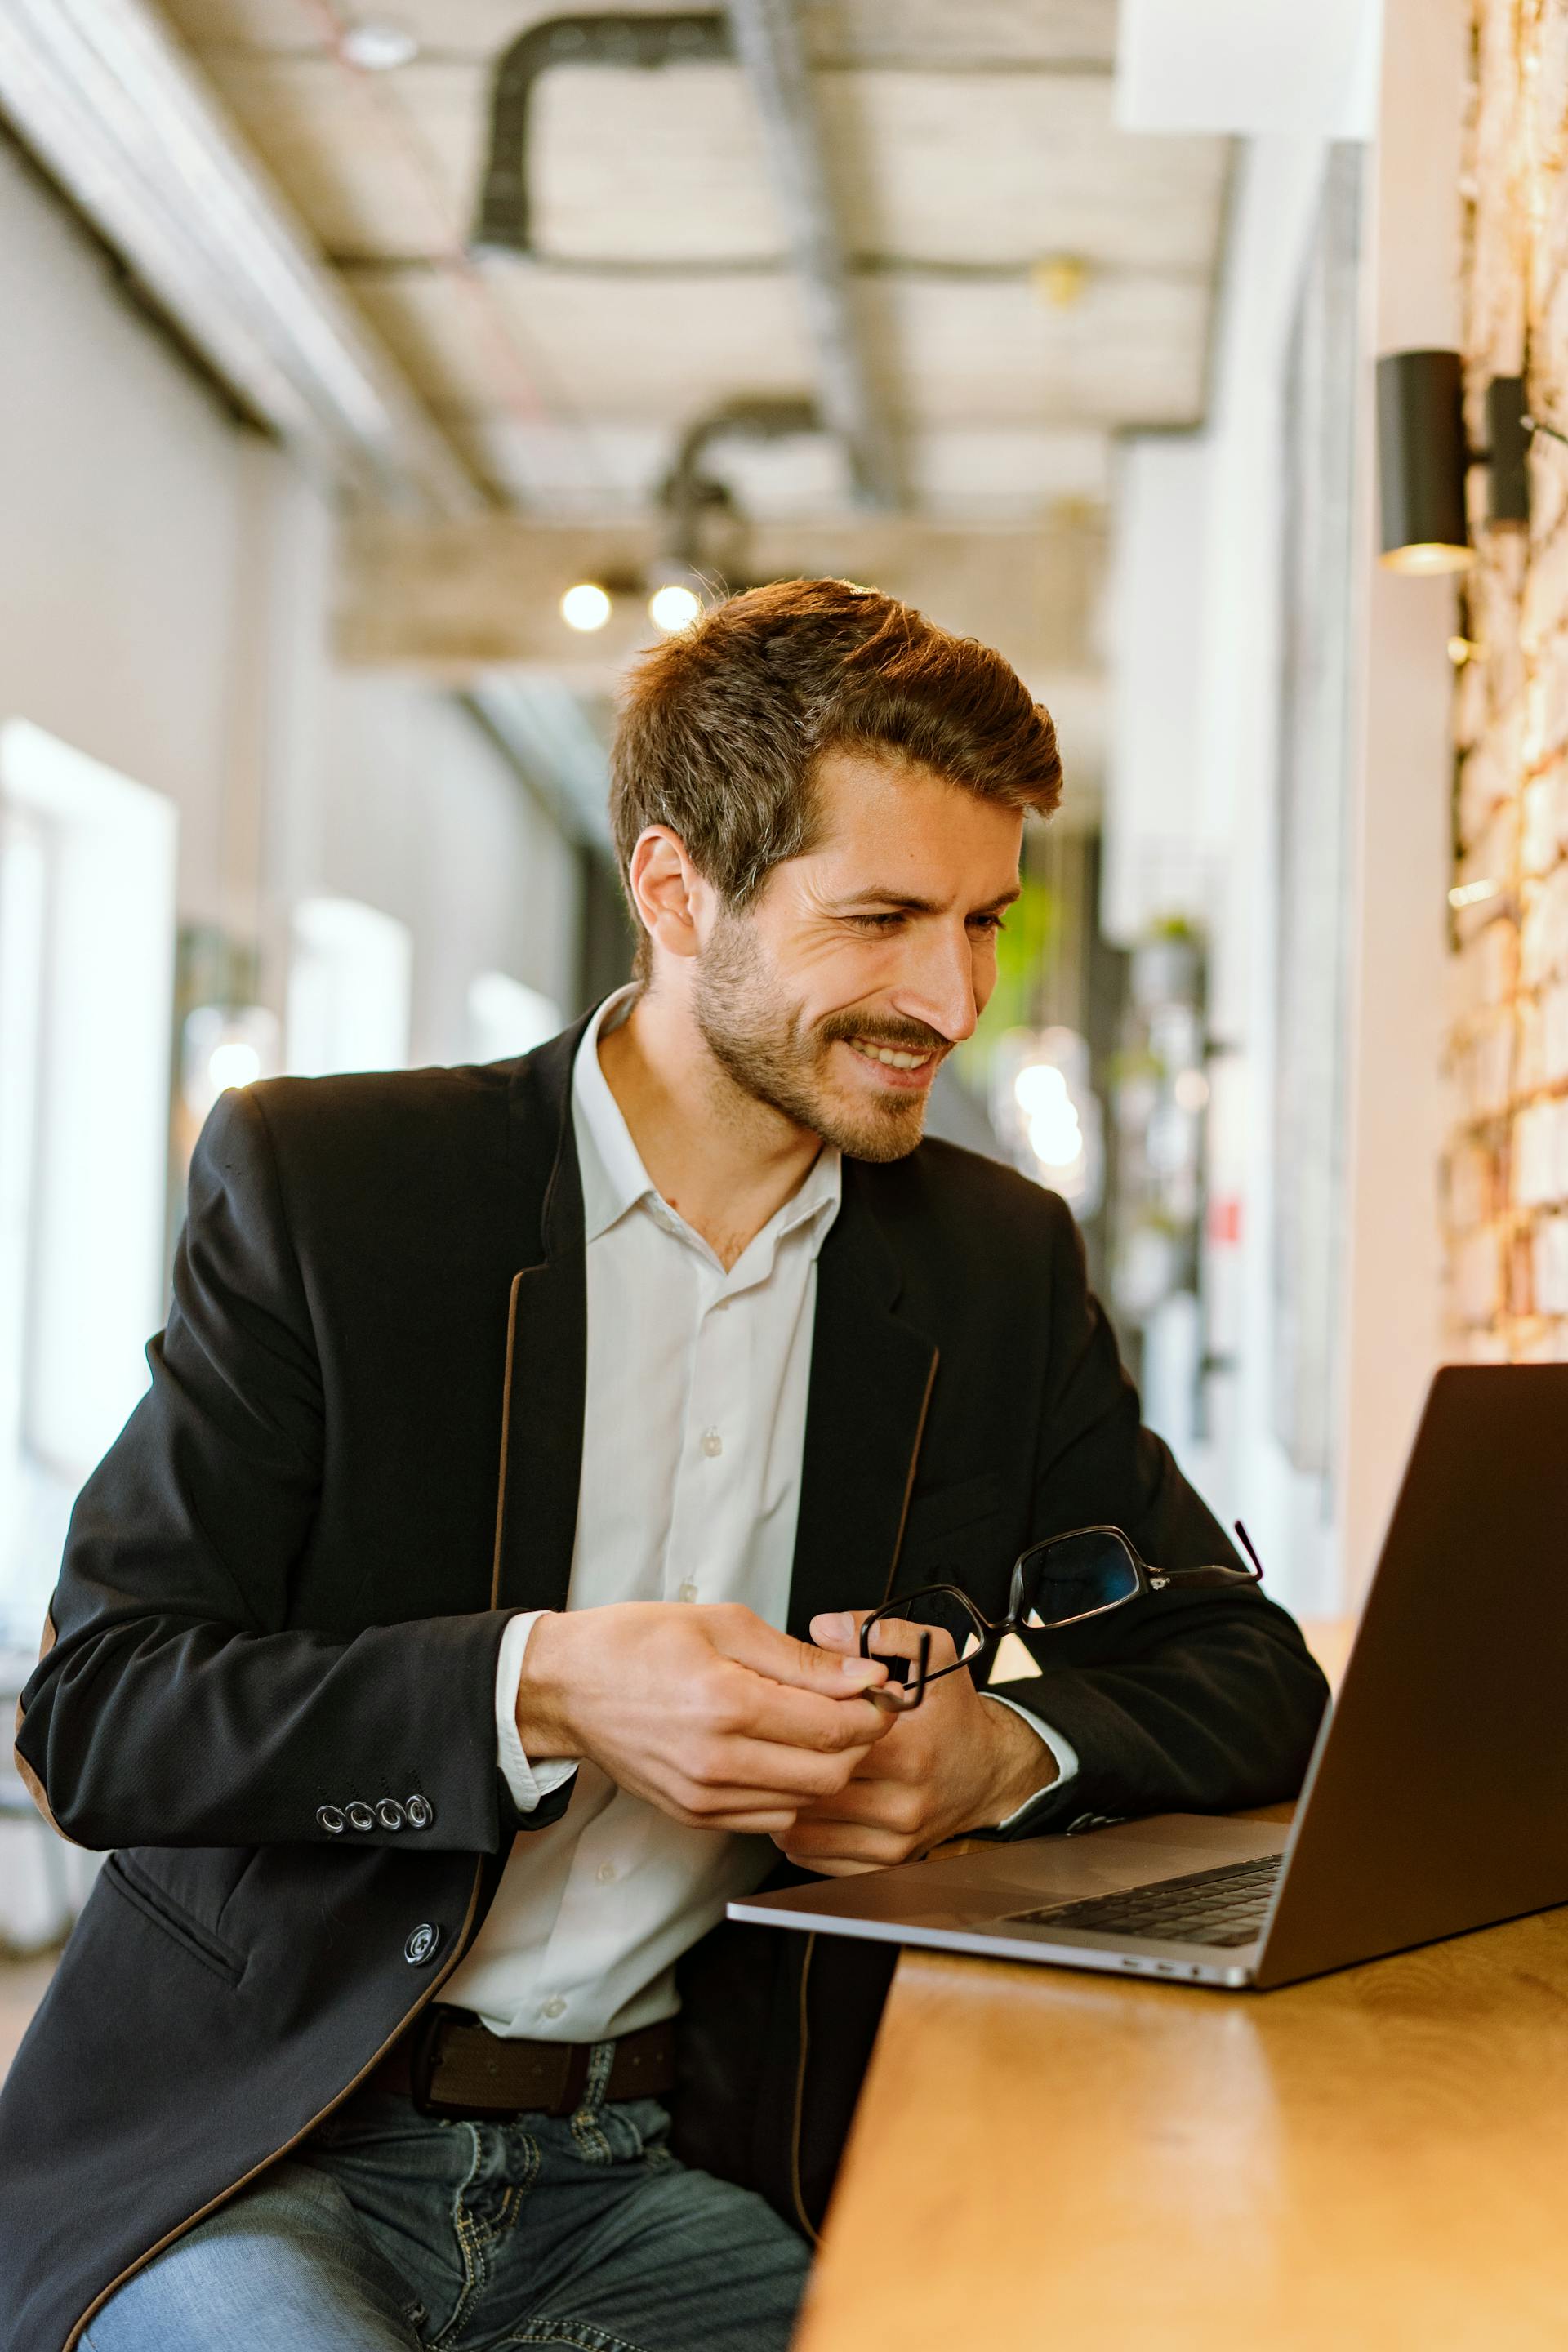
[{"left": 858, "top": 1521, "right": 1265, "bottom": 1713}]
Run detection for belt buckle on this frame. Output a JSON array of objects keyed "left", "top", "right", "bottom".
[{"left": 406, "top": 2008, "right": 474, "bottom": 2120}]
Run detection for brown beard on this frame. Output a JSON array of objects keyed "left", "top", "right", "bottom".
[{"left": 692, "top": 911, "right": 947, "bottom": 1163}]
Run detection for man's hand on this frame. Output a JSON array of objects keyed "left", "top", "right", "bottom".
[
  {"left": 517, "top": 1601, "right": 893, "bottom": 1835},
  {"left": 771, "top": 1609, "right": 1058, "bottom": 1876}
]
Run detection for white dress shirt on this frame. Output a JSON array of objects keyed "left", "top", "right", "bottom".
[{"left": 443, "top": 990, "right": 1076, "bottom": 2043}]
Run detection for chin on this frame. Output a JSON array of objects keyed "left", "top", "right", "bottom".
[{"left": 821, "top": 1094, "right": 929, "bottom": 1164}]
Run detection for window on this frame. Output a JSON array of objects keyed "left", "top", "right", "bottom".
[
  {"left": 466, "top": 971, "right": 562, "bottom": 1063},
  {"left": 0, "top": 722, "right": 178, "bottom": 1646},
  {"left": 286, "top": 895, "right": 412, "bottom": 1076}
]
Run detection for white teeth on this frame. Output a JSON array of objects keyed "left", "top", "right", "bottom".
[{"left": 853, "top": 1040, "right": 931, "bottom": 1071}]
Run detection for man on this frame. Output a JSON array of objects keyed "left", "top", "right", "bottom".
[{"left": 3, "top": 579, "right": 1327, "bottom": 2352}]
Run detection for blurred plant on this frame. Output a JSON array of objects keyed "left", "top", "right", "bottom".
[{"left": 954, "top": 873, "right": 1058, "bottom": 1089}]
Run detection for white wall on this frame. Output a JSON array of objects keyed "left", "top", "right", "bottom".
[
  {"left": 0, "top": 140, "right": 240, "bottom": 861},
  {"left": 1335, "top": 0, "right": 1468, "bottom": 1601},
  {"left": 1198, "top": 135, "right": 1350, "bottom": 1622},
  {"left": 1102, "top": 136, "right": 1345, "bottom": 1618},
  {"left": 0, "top": 136, "right": 583, "bottom": 1068},
  {"left": 1106, "top": 0, "right": 1466, "bottom": 1620}
]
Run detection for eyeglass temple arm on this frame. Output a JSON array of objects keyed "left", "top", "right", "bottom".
[
  {"left": 1232, "top": 1520, "right": 1265, "bottom": 1579},
  {"left": 859, "top": 1625, "right": 934, "bottom": 1713},
  {"left": 1150, "top": 1521, "right": 1264, "bottom": 1589}
]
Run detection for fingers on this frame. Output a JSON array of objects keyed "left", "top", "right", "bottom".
[
  {"left": 775, "top": 1853, "right": 885, "bottom": 1879},
  {"left": 688, "top": 1733, "right": 879, "bottom": 1804},
  {"left": 775, "top": 1817, "right": 924, "bottom": 1869},
  {"left": 732, "top": 1673, "right": 893, "bottom": 1754},
  {"left": 808, "top": 1610, "right": 870, "bottom": 1654},
  {"left": 679, "top": 1802, "right": 800, "bottom": 1835},
  {"left": 712, "top": 1605, "right": 887, "bottom": 1697},
  {"left": 812, "top": 1610, "right": 960, "bottom": 1673},
  {"left": 786, "top": 1776, "right": 924, "bottom": 1831}
]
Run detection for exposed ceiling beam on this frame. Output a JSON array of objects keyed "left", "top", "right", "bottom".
[
  {"left": 337, "top": 511, "right": 1105, "bottom": 698},
  {"left": 725, "top": 0, "right": 902, "bottom": 510},
  {"left": 0, "top": 0, "right": 473, "bottom": 514}
]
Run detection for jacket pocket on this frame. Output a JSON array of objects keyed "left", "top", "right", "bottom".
[{"left": 103, "top": 1851, "right": 247, "bottom": 1986}]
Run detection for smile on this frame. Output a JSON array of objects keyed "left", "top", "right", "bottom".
[{"left": 846, "top": 1038, "right": 938, "bottom": 1074}]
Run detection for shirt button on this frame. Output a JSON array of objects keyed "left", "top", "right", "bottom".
[
  {"left": 541, "top": 1995, "right": 568, "bottom": 2020},
  {"left": 701, "top": 1428, "right": 723, "bottom": 1457},
  {"left": 345, "top": 1801, "right": 376, "bottom": 1833},
  {"left": 317, "top": 1806, "right": 346, "bottom": 1836},
  {"left": 677, "top": 1579, "right": 699, "bottom": 1603},
  {"left": 596, "top": 1860, "right": 618, "bottom": 1884}
]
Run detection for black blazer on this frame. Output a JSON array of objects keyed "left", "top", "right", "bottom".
[{"left": 2, "top": 1018, "right": 1327, "bottom": 2351}]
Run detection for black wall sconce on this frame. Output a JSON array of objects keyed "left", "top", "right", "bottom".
[
  {"left": 1376, "top": 349, "right": 1563, "bottom": 572},
  {"left": 1376, "top": 350, "right": 1472, "bottom": 572}
]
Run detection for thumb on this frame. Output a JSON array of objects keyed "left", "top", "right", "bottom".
[
  {"left": 809, "top": 1610, "right": 870, "bottom": 1655},
  {"left": 719, "top": 1611, "right": 886, "bottom": 1695}
]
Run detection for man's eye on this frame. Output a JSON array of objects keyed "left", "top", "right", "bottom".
[
  {"left": 849, "top": 912, "right": 904, "bottom": 931},
  {"left": 969, "top": 914, "right": 1006, "bottom": 935}
]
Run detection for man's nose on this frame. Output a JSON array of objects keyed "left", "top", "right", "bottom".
[{"left": 892, "top": 924, "right": 981, "bottom": 1045}]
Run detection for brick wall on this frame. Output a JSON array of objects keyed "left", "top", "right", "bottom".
[{"left": 1446, "top": 0, "right": 1568, "bottom": 1356}]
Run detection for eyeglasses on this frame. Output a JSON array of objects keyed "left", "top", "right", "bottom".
[{"left": 858, "top": 1522, "right": 1265, "bottom": 1713}]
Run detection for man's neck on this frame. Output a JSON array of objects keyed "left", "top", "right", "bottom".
[{"left": 596, "top": 987, "right": 824, "bottom": 1270}]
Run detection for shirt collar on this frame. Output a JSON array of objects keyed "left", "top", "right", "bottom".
[{"left": 570, "top": 987, "right": 842, "bottom": 1263}]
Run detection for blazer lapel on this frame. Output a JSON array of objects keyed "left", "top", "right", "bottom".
[
  {"left": 787, "top": 1168, "right": 939, "bottom": 1640},
  {"left": 489, "top": 1030, "right": 941, "bottom": 1633},
  {"left": 490, "top": 1018, "right": 593, "bottom": 1616}
]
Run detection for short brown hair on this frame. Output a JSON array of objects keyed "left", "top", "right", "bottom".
[{"left": 608, "top": 577, "right": 1062, "bottom": 958}]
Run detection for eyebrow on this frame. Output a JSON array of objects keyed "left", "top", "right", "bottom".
[{"left": 830, "top": 884, "right": 1022, "bottom": 916}]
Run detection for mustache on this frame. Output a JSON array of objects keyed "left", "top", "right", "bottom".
[{"left": 818, "top": 1011, "right": 951, "bottom": 1055}]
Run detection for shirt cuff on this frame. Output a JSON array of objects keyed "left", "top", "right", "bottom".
[
  {"left": 979, "top": 1692, "right": 1080, "bottom": 1829},
  {"left": 495, "top": 1610, "right": 580, "bottom": 1814}
]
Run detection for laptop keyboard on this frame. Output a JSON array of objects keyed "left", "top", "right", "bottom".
[{"left": 1011, "top": 1852, "right": 1284, "bottom": 1949}]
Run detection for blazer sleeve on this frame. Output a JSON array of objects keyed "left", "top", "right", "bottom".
[
  {"left": 989, "top": 1196, "right": 1330, "bottom": 1835},
  {"left": 13, "top": 1085, "right": 568, "bottom": 1855}
]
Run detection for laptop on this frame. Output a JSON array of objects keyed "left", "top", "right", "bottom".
[{"left": 729, "top": 1364, "right": 1568, "bottom": 1990}]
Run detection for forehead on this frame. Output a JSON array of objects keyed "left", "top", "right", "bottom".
[{"left": 806, "top": 746, "right": 1023, "bottom": 873}]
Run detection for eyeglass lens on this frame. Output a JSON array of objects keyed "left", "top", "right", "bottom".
[
  {"left": 1014, "top": 1530, "right": 1142, "bottom": 1628},
  {"left": 865, "top": 1588, "right": 990, "bottom": 1679}
]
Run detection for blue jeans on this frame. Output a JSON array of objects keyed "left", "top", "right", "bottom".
[{"left": 82, "top": 2065, "right": 811, "bottom": 2352}]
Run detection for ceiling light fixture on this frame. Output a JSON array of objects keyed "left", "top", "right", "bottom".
[
  {"left": 1031, "top": 254, "right": 1090, "bottom": 310},
  {"left": 339, "top": 20, "right": 421, "bottom": 71},
  {"left": 559, "top": 581, "right": 612, "bottom": 632},
  {"left": 648, "top": 583, "right": 702, "bottom": 634}
]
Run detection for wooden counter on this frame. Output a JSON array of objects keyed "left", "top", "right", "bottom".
[{"left": 795, "top": 1895, "right": 1568, "bottom": 2351}]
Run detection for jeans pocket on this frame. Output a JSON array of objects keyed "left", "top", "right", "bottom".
[{"left": 618, "top": 2097, "right": 676, "bottom": 2167}]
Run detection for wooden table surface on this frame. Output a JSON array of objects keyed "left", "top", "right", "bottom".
[{"left": 794, "top": 1852, "right": 1568, "bottom": 2350}]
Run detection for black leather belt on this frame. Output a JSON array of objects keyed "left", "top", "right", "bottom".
[{"left": 370, "top": 2007, "right": 677, "bottom": 2120}]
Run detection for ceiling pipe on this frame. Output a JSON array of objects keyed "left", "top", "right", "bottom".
[
  {"left": 724, "top": 0, "right": 902, "bottom": 510},
  {"left": 474, "top": 12, "right": 734, "bottom": 257},
  {"left": 0, "top": 0, "right": 474, "bottom": 515}
]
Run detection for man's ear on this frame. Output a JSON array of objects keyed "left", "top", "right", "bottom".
[{"left": 628, "top": 826, "right": 708, "bottom": 963}]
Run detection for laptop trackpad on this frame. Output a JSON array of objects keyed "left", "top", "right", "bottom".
[{"left": 736, "top": 1814, "right": 1289, "bottom": 1935}]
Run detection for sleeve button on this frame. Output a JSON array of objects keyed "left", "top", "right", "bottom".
[
  {"left": 317, "top": 1806, "right": 346, "bottom": 1836},
  {"left": 376, "top": 1799, "right": 405, "bottom": 1831},
  {"left": 405, "top": 1795, "right": 434, "bottom": 1830},
  {"left": 404, "top": 1922, "right": 441, "bottom": 1967},
  {"left": 345, "top": 1802, "right": 376, "bottom": 1833}
]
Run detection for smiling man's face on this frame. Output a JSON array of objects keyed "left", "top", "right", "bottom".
[{"left": 692, "top": 746, "right": 1023, "bottom": 1161}]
